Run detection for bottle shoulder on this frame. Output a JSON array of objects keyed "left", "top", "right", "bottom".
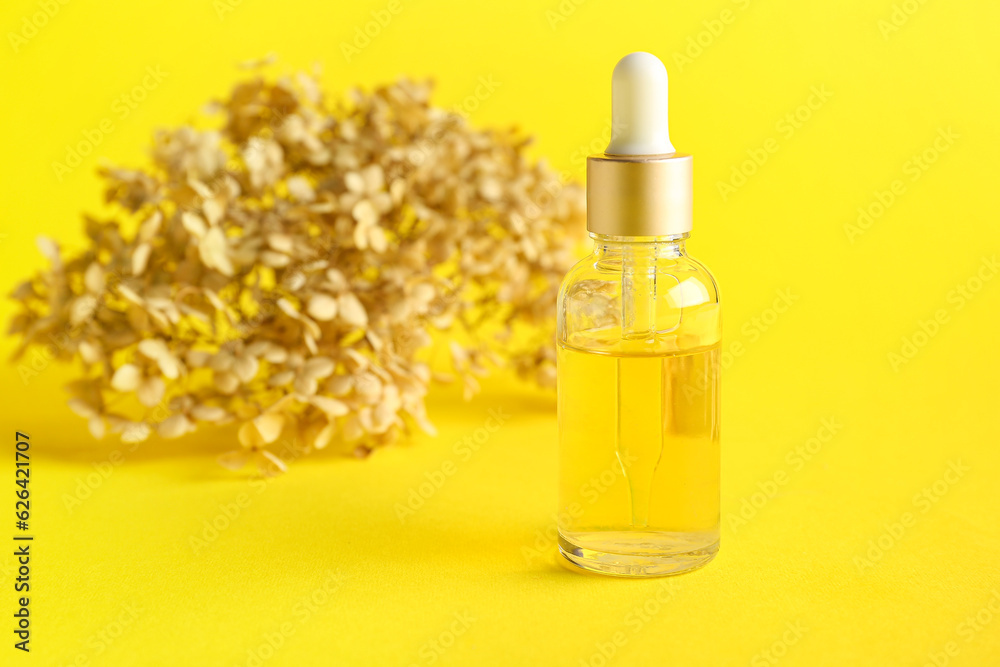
[
  {"left": 559, "top": 251, "right": 721, "bottom": 303},
  {"left": 681, "top": 253, "right": 721, "bottom": 302},
  {"left": 557, "top": 248, "right": 721, "bottom": 354}
]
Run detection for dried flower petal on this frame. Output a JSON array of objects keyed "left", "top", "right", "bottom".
[
  {"left": 121, "top": 422, "right": 152, "bottom": 443},
  {"left": 253, "top": 413, "right": 285, "bottom": 444},
  {"left": 68, "top": 398, "right": 99, "bottom": 419},
  {"left": 310, "top": 395, "right": 349, "bottom": 417},
  {"left": 214, "top": 371, "right": 239, "bottom": 394},
  {"left": 199, "top": 227, "right": 234, "bottom": 276},
  {"left": 237, "top": 421, "right": 264, "bottom": 448},
  {"left": 218, "top": 449, "right": 251, "bottom": 471},
  {"left": 84, "top": 263, "right": 105, "bottom": 293},
  {"left": 36, "top": 236, "right": 61, "bottom": 267},
  {"left": 111, "top": 364, "right": 142, "bottom": 392},
  {"left": 337, "top": 293, "right": 367, "bottom": 328},
  {"left": 306, "top": 294, "right": 338, "bottom": 321},
  {"left": 191, "top": 405, "right": 228, "bottom": 422},
  {"left": 182, "top": 212, "right": 207, "bottom": 238},
  {"left": 137, "top": 376, "right": 166, "bottom": 407},
  {"left": 9, "top": 66, "right": 585, "bottom": 472},
  {"left": 133, "top": 243, "right": 152, "bottom": 275},
  {"left": 313, "top": 423, "right": 336, "bottom": 450},
  {"left": 159, "top": 414, "right": 193, "bottom": 439},
  {"left": 232, "top": 355, "right": 259, "bottom": 383},
  {"left": 88, "top": 416, "right": 106, "bottom": 440}
]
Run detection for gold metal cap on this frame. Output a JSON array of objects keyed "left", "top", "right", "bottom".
[{"left": 586, "top": 152, "right": 693, "bottom": 237}]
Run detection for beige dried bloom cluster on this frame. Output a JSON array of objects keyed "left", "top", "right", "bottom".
[{"left": 9, "top": 66, "right": 584, "bottom": 474}]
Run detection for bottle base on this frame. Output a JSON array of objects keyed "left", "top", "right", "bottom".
[{"left": 558, "top": 531, "right": 719, "bottom": 578}]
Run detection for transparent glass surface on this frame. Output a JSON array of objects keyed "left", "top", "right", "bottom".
[{"left": 556, "top": 234, "right": 722, "bottom": 577}]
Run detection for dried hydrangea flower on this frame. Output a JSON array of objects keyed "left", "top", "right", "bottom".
[{"left": 9, "top": 64, "right": 585, "bottom": 475}]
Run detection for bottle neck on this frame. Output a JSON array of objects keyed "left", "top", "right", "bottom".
[{"left": 592, "top": 233, "right": 689, "bottom": 263}]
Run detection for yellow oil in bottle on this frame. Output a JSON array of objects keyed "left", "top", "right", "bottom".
[
  {"left": 559, "top": 50, "right": 721, "bottom": 576},
  {"left": 557, "top": 336, "right": 720, "bottom": 576}
]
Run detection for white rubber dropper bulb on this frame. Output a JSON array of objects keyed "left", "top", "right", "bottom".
[{"left": 605, "top": 52, "right": 675, "bottom": 155}]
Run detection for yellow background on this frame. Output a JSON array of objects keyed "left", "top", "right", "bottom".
[{"left": 1, "top": 0, "right": 999, "bottom": 664}]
